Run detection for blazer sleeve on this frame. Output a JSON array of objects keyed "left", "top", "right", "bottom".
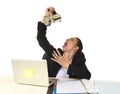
[{"left": 37, "top": 22, "right": 56, "bottom": 58}]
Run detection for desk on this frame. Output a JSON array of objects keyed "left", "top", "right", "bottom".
[
  {"left": 95, "top": 80, "right": 120, "bottom": 94},
  {"left": 0, "top": 76, "right": 120, "bottom": 94},
  {"left": 0, "top": 76, "right": 49, "bottom": 94}
]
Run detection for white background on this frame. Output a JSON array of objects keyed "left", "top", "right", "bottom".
[{"left": 0, "top": 0, "right": 120, "bottom": 81}]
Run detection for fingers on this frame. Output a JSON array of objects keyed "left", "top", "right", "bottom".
[
  {"left": 47, "top": 7, "right": 55, "bottom": 14},
  {"left": 51, "top": 50, "right": 61, "bottom": 65},
  {"left": 56, "top": 50, "right": 61, "bottom": 56},
  {"left": 47, "top": 7, "right": 55, "bottom": 12},
  {"left": 52, "top": 51, "right": 58, "bottom": 59},
  {"left": 51, "top": 58, "right": 57, "bottom": 63},
  {"left": 44, "top": 7, "right": 55, "bottom": 16},
  {"left": 52, "top": 50, "right": 61, "bottom": 59}
]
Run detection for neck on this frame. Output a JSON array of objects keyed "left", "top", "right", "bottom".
[{"left": 63, "top": 51, "right": 75, "bottom": 62}]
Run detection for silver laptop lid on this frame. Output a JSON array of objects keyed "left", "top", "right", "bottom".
[{"left": 12, "top": 59, "right": 50, "bottom": 86}]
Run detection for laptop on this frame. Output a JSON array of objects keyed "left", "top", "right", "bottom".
[{"left": 11, "top": 59, "right": 56, "bottom": 87}]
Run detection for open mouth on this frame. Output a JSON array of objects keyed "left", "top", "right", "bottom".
[{"left": 63, "top": 42, "right": 67, "bottom": 48}]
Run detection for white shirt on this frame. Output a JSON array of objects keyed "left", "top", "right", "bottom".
[{"left": 56, "top": 67, "right": 69, "bottom": 78}]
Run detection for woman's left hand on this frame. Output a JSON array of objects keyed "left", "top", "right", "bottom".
[{"left": 51, "top": 50, "right": 70, "bottom": 69}]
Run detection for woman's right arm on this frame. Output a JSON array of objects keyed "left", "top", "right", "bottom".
[
  {"left": 37, "top": 7, "right": 56, "bottom": 58},
  {"left": 37, "top": 21, "right": 56, "bottom": 58}
]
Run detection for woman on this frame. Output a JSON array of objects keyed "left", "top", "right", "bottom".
[{"left": 37, "top": 7, "right": 91, "bottom": 79}]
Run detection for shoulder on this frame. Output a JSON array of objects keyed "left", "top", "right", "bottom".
[{"left": 74, "top": 52, "right": 86, "bottom": 63}]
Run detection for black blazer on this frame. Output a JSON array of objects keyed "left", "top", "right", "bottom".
[{"left": 37, "top": 22, "right": 91, "bottom": 79}]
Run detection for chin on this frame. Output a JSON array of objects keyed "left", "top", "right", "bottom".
[{"left": 62, "top": 47, "right": 65, "bottom": 52}]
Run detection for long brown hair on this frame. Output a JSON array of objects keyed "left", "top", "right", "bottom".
[{"left": 76, "top": 37, "right": 83, "bottom": 52}]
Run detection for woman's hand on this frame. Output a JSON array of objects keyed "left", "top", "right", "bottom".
[
  {"left": 51, "top": 50, "right": 70, "bottom": 69},
  {"left": 44, "top": 7, "right": 55, "bottom": 16}
]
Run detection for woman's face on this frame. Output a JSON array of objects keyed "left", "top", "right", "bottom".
[{"left": 62, "top": 37, "right": 79, "bottom": 52}]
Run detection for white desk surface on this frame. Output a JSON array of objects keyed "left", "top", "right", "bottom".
[
  {"left": 0, "top": 76, "right": 120, "bottom": 94},
  {"left": 0, "top": 76, "right": 48, "bottom": 94}
]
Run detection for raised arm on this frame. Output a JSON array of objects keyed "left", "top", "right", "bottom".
[{"left": 37, "top": 7, "right": 56, "bottom": 58}]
